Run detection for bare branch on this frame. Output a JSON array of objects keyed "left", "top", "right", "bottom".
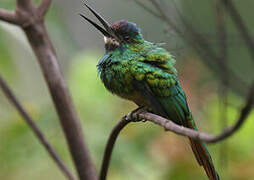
[
  {"left": 99, "top": 84, "right": 254, "bottom": 180},
  {"left": 215, "top": 0, "right": 229, "bottom": 166},
  {"left": 148, "top": 0, "right": 182, "bottom": 35},
  {"left": 0, "top": 74, "right": 76, "bottom": 180},
  {"left": 0, "top": 9, "right": 19, "bottom": 24},
  {"left": 99, "top": 82, "right": 253, "bottom": 180},
  {"left": 99, "top": 116, "right": 131, "bottom": 180},
  {"left": 23, "top": 23, "right": 97, "bottom": 180},
  {"left": 216, "top": 0, "right": 227, "bottom": 61},
  {"left": 0, "top": 2, "right": 97, "bottom": 180},
  {"left": 100, "top": 82, "right": 253, "bottom": 179},
  {"left": 137, "top": 0, "right": 249, "bottom": 96},
  {"left": 136, "top": 83, "right": 254, "bottom": 143},
  {"left": 37, "top": 0, "right": 51, "bottom": 17},
  {"left": 133, "top": 0, "right": 162, "bottom": 19},
  {"left": 17, "top": 0, "right": 33, "bottom": 10},
  {"left": 221, "top": 0, "right": 254, "bottom": 64},
  {"left": 170, "top": 1, "right": 235, "bottom": 91},
  {"left": 22, "top": 14, "right": 97, "bottom": 180}
]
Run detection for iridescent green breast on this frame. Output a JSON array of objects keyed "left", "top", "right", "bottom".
[
  {"left": 97, "top": 41, "right": 177, "bottom": 98},
  {"left": 97, "top": 43, "right": 142, "bottom": 95},
  {"left": 99, "top": 58, "right": 135, "bottom": 95}
]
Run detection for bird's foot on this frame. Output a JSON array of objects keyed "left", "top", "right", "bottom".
[{"left": 126, "top": 106, "right": 148, "bottom": 122}]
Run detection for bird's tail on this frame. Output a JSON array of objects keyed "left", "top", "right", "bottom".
[
  {"left": 187, "top": 121, "right": 219, "bottom": 180},
  {"left": 188, "top": 138, "right": 219, "bottom": 180}
]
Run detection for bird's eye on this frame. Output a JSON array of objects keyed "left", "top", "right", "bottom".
[{"left": 124, "top": 35, "right": 130, "bottom": 41}]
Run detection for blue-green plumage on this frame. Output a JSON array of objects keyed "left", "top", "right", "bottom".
[
  {"left": 97, "top": 20, "right": 219, "bottom": 180},
  {"left": 80, "top": 5, "right": 219, "bottom": 180}
]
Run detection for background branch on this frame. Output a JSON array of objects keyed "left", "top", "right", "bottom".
[
  {"left": 0, "top": 9, "right": 19, "bottom": 24},
  {"left": 133, "top": 0, "right": 162, "bottom": 19},
  {"left": 0, "top": 74, "right": 75, "bottom": 180},
  {"left": 99, "top": 116, "right": 131, "bottom": 180},
  {"left": 138, "top": 0, "right": 249, "bottom": 96},
  {"left": 0, "top": 1, "right": 97, "bottom": 180},
  {"left": 17, "top": 0, "right": 32, "bottom": 10},
  {"left": 215, "top": 0, "right": 229, "bottom": 167},
  {"left": 37, "top": 0, "right": 51, "bottom": 17},
  {"left": 222, "top": 0, "right": 254, "bottom": 63}
]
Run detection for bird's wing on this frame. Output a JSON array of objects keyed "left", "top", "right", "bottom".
[
  {"left": 131, "top": 47, "right": 192, "bottom": 126},
  {"left": 133, "top": 75, "right": 191, "bottom": 126},
  {"left": 131, "top": 47, "right": 219, "bottom": 180},
  {"left": 138, "top": 46, "right": 177, "bottom": 74}
]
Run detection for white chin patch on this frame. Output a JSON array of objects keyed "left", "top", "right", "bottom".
[
  {"left": 104, "top": 36, "right": 108, "bottom": 44},
  {"left": 104, "top": 36, "right": 120, "bottom": 46}
]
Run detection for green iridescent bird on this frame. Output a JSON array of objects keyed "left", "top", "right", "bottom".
[{"left": 80, "top": 3, "right": 219, "bottom": 180}]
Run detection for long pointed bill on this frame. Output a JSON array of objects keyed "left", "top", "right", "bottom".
[
  {"left": 82, "top": 2, "right": 119, "bottom": 40},
  {"left": 79, "top": 13, "right": 111, "bottom": 37}
]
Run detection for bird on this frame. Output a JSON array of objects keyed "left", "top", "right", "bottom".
[{"left": 80, "top": 3, "right": 219, "bottom": 180}]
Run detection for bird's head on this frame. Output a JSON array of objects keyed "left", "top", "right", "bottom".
[{"left": 80, "top": 3, "right": 144, "bottom": 52}]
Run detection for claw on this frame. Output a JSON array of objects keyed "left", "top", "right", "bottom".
[{"left": 127, "top": 106, "right": 147, "bottom": 122}]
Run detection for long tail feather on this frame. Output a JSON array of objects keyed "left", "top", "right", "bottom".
[
  {"left": 132, "top": 80, "right": 219, "bottom": 179},
  {"left": 189, "top": 138, "right": 219, "bottom": 180},
  {"left": 187, "top": 120, "right": 219, "bottom": 180}
]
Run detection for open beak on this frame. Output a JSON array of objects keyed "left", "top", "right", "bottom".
[{"left": 79, "top": 2, "right": 119, "bottom": 41}]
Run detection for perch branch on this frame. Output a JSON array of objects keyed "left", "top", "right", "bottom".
[
  {"left": 0, "top": 1, "right": 97, "bottom": 179},
  {"left": 100, "top": 82, "right": 254, "bottom": 179},
  {"left": 99, "top": 116, "right": 131, "bottom": 180},
  {"left": 137, "top": 84, "right": 254, "bottom": 143},
  {"left": 0, "top": 74, "right": 75, "bottom": 180}
]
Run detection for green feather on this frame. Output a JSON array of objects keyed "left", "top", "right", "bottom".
[{"left": 97, "top": 20, "right": 219, "bottom": 180}]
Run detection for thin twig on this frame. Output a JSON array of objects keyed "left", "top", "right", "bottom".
[
  {"left": 0, "top": 74, "right": 76, "bottom": 180},
  {"left": 17, "top": 0, "right": 33, "bottom": 10},
  {"left": 133, "top": 0, "right": 163, "bottom": 19},
  {"left": 149, "top": 0, "right": 182, "bottom": 35},
  {"left": 0, "top": 9, "right": 19, "bottom": 24},
  {"left": 221, "top": 0, "right": 254, "bottom": 64},
  {"left": 215, "top": 0, "right": 228, "bottom": 167},
  {"left": 0, "top": 1, "right": 97, "bottom": 180},
  {"left": 136, "top": 83, "right": 254, "bottom": 143},
  {"left": 37, "top": 0, "right": 52, "bottom": 17},
  {"left": 170, "top": 0, "right": 243, "bottom": 94},
  {"left": 140, "top": 0, "right": 249, "bottom": 96},
  {"left": 216, "top": 0, "right": 227, "bottom": 61},
  {"left": 99, "top": 116, "right": 131, "bottom": 180}
]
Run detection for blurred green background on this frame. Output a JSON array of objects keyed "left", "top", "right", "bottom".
[{"left": 0, "top": 0, "right": 254, "bottom": 179}]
